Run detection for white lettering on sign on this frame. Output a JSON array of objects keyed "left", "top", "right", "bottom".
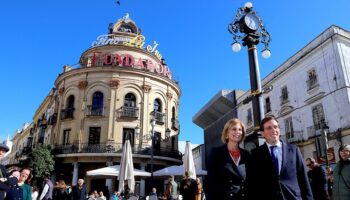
[{"left": 91, "top": 34, "right": 132, "bottom": 47}]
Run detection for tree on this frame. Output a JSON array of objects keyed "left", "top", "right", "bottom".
[{"left": 30, "top": 145, "right": 55, "bottom": 178}]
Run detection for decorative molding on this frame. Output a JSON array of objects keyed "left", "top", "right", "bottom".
[
  {"left": 278, "top": 105, "right": 294, "bottom": 117},
  {"left": 78, "top": 81, "right": 88, "bottom": 90},
  {"left": 142, "top": 84, "right": 152, "bottom": 93},
  {"left": 58, "top": 87, "right": 65, "bottom": 96},
  {"left": 166, "top": 92, "right": 173, "bottom": 100},
  {"left": 110, "top": 79, "right": 120, "bottom": 88},
  {"left": 304, "top": 92, "right": 325, "bottom": 104}
]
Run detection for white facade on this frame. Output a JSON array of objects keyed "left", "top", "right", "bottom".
[{"left": 236, "top": 25, "right": 350, "bottom": 163}]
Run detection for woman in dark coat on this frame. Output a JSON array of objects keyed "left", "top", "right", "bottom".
[
  {"left": 333, "top": 144, "right": 350, "bottom": 200},
  {"left": 207, "top": 118, "right": 249, "bottom": 200}
]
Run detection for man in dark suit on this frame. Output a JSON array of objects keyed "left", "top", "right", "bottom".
[
  {"left": 305, "top": 157, "right": 329, "bottom": 200},
  {"left": 0, "top": 143, "right": 10, "bottom": 200},
  {"left": 246, "top": 116, "right": 313, "bottom": 200}
]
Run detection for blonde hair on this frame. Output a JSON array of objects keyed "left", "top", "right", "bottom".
[{"left": 221, "top": 118, "right": 246, "bottom": 144}]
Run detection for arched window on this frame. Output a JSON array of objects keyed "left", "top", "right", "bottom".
[
  {"left": 92, "top": 91, "right": 104, "bottom": 115},
  {"left": 153, "top": 99, "right": 162, "bottom": 112},
  {"left": 124, "top": 93, "right": 136, "bottom": 107},
  {"left": 65, "top": 95, "right": 75, "bottom": 119},
  {"left": 172, "top": 106, "right": 176, "bottom": 119},
  {"left": 67, "top": 95, "right": 75, "bottom": 109}
]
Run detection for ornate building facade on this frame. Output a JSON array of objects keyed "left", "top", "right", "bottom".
[{"left": 6, "top": 14, "right": 182, "bottom": 195}]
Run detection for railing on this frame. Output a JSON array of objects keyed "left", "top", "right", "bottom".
[
  {"left": 171, "top": 118, "right": 180, "bottom": 131},
  {"left": 152, "top": 111, "right": 165, "bottom": 124},
  {"left": 60, "top": 108, "right": 75, "bottom": 120},
  {"left": 286, "top": 131, "right": 304, "bottom": 143},
  {"left": 86, "top": 105, "right": 105, "bottom": 117},
  {"left": 119, "top": 106, "right": 139, "bottom": 118},
  {"left": 306, "top": 77, "right": 319, "bottom": 91},
  {"left": 52, "top": 143, "right": 182, "bottom": 160},
  {"left": 48, "top": 114, "right": 57, "bottom": 125},
  {"left": 279, "top": 95, "right": 289, "bottom": 105},
  {"left": 264, "top": 103, "right": 271, "bottom": 113}
]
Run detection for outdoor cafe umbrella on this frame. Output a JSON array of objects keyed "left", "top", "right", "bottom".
[
  {"left": 86, "top": 165, "right": 151, "bottom": 177},
  {"left": 118, "top": 139, "right": 135, "bottom": 193},
  {"left": 183, "top": 141, "right": 196, "bottom": 179}
]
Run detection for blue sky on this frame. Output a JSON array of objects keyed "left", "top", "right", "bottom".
[{"left": 1, "top": 0, "right": 350, "bottom": 144}]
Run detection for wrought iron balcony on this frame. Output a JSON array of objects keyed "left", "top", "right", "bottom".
[
  {"left": 60, "top": 108, "right": 75, "bottom": 120},
  {"left": 52, "top": 143, "right": 182, "bottom": 160},
  {"left": 307, "top": 121, "right": 327, "bottom": 138},
  {"left": 171, "top": 118, "right": 180, "bottom": 131},
  {"left": 119, "top": 106, "right": 139, "bottom": 118},
  {"left": 152, "top": 111, "right": 165, "bottom": 124},
  {"left": 86, "top": 105, "right": 105, "bottom": 117},
  {"left": 48, "top": 113, "right": 57, "bottom": 125},
  {"left": 306, "top": 77, "right": 319, "bottom": 91},
  {"left": 264, "top": 103, "right": 271, "bottom": 113},
  {"left": 279, "top": 95, "right": 289, "bottom": 106}
]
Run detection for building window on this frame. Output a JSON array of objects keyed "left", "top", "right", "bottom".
[
  {"left": 124, "top": 93, "right": 136, "bottom": 107},
  {"left": 63, "top": 129, "right": 71, "bottom": 145},
  {"left": 307, "top": 69, "right": 318, "bottom": 91},
  {"left": 88, "top": 127, "right": 101, "bottom": 145},
  {"left": 312, "top": 104, "right": 325, "bottom": 130},
  {"left": 265, "top": 97, "right": 271, "bottom": 113},
  {"left": 284, "top": 117, "right": 294, "bottom": 139},
  {"left": 280, "top": 86, "right": 289, "bottom": 105},
  {"left": 61, "top": 95, "right": 75, "bottom": 119},
  {"left": 91, "top": 91, "right": 104, "bottom": 115},
  {"left": 247, "top": 108, "right": 252, "bottom": 125},
  {"left": 154, "top": 99, "right": 162, "bottom": 112}
]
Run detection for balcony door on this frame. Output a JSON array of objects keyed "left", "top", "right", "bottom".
[{"left": 88, "top": 127, "right": 101, "bottom": 145}]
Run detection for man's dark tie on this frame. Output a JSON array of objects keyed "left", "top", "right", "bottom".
[{"left": 270, "top": 146, "right": 279, "bottom": 175}]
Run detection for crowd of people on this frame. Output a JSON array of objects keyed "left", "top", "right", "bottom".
[{"left": 1, "top": 116, "right": 350, "bottom": 200}]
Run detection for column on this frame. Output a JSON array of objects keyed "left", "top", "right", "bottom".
[
  {"left": 140, "top": 163, "right": 146, "bottom": 197},
  {"left": 72, "top": 162, "right": 78, "bottom": 186},
  {"left": 106, "top": 161, "right": 113, "bottom": 195}
]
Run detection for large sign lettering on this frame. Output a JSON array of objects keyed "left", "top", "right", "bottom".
[
  {"left": 91, "top": 34, "right": 163, "bottom": 61},
  {"left": 84, "top": 52, "right": 172, "bottom": 79}
]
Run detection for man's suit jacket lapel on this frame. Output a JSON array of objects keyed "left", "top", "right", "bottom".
[{"left": 280, "top": 142, "right": 290, "bottom": 173}]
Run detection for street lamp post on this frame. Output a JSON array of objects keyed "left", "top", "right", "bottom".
[
  {"left": 228, "top": 2, "right": 271, "bottom": 149},
  {"left": 322, "top": 124, "right": 330, "bottom": 166},
  {"left": 150, "top": 117, "right": 156, "bottom": 188}
]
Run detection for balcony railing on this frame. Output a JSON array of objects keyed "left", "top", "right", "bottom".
[
  {"left": 306, "top": 78, "right": 319, "bottom": 91},
  {"left": 152, "top": 111, "right": 165, "bottom": 124},
  {"left": 119, "top": 106, "right": 139, "bottom": 118},
  {"left": 279, "top": 95, "right": 289, "bottom": 105},
  {"left": 61, "top": 108, "right": 75, "bottom": 120},
  {"left": 286, "top": 131, "right": 304, "bottom": 143},
  {"left": 171, "top": 118, "right": 180, "bottom": 131},
  {"left": 52, "top": 143, "right": 182, "bottom": 160},
  {"left": 86, "top": 105, "right": 105, "bottom": 117},
  {"left": 307, "top": 121, "right": 326, "bottom": 138},
  {"left": 264, "top": 103, "right": 271, "bottom": 113}
]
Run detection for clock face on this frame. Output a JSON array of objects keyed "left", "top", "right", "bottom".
[{"left": 244, "top": 13, "right": 259, "bottom": 31}]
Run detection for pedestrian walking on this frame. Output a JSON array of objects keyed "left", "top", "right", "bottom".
[
  {"left": 18, "top": 168, "right": 32, "bottom": 200},
  {"left": 71, "top": 179, "right": 87, "bottom": 200},
  {"left": 39, "top": 174, "right": 53, "bottom": 200},
  {"left": 179, "top": 171, "right": 197, "bottom": 200},
  {"left": 305, "top": 157, "right": 329, "bottom": 200},
  {"left": 333, "top": 144, "right": 350, "bottom": 200}
]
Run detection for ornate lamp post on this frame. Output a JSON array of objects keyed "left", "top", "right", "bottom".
[
  {"left": 149, "top": 117, "right": 156, "bottom": 188},
  {"left": 228, "top": 2, "right": 271, "bottom": 150}
]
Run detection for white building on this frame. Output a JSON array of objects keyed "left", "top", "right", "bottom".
[{"left": 194, "top": 25, "right": 350, "bottom": 166}]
